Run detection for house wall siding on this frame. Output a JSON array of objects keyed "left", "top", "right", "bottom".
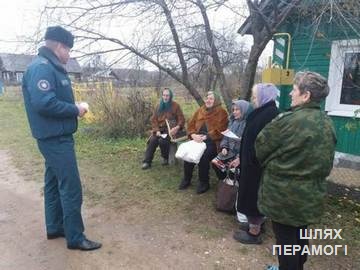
[{"left": 277, "top": 22, "right": 360, "bottom": 155}]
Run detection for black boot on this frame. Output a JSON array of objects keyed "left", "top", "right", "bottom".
[
  {"left": 196, "top": 181, "right": 210, "bottom": 194},
  {"left": 161, "top": 158, "right": 169, "bottom": 166},
  {"left": 233, "top": 230, "right": 262, "bottom": 244},
  {"left": 142, "top": 162, "right": 151, "bottom": 170},
  {"left": 67, "top": 238, "right": 102, "bottom": 251},
  {"left": 180, "top": 161, "right": 194, "bottom": 190},
  {"left": 178, "top": 178, "right": 191, "bottom": 190}
]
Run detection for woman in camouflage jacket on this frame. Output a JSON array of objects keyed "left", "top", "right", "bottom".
[{"left": 255, "top": 72, "right": 337, "bottom": 270}]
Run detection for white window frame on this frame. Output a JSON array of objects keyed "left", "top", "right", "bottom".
[{"left": 326, "top": 39, "right": 360, "bottom": 118}]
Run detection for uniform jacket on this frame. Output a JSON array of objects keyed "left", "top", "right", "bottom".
[
  {"left": 151, "top": 101, "right": 185, "bottom": 133},
  {"left": 22, "top": 46, "right": 79, "bottom": 140},
  {"left": 187, "top": 105, "right": 228, "bottom": 150},
  {"left": 256, "top": 102, "right": 337, "bottom": 227},
  {"left": 236, "top": 101, "right": 278, "bottom": 216}
]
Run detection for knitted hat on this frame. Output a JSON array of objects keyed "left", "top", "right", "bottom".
[{"left": 44, "top": 26, "right": 74, "bottom": 48}]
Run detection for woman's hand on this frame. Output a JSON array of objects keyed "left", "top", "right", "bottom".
[
  {"left": 156, "top": 131, "right": 161, "bottom": 137},
  {"left": 221, "top": 148, "right": 228, "bottom": 156},
  {"left": 229, "top": 157, "right": 240, "bottom": 168}
]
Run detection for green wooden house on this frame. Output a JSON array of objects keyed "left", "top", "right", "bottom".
[{"left": 239, "top": 0, "right": 360, "bottom": 156}]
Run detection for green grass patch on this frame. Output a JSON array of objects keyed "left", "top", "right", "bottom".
[
  {"left": 0, "top": 94, "right": 359, "bottom": 267},
  {"left": 0, "top": 94, "right": 43, "bottom": 182}
]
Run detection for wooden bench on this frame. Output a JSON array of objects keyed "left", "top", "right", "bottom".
[
  {"left": 165, "top": 119, "right": 187, "bottom": 165},
  {"left": 169, "top": 142, "right": 179, "bottom": 165}
]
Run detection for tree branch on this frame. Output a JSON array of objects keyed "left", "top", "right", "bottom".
[
  {"left": 195, "top": 0, "right": 232, "bottom": 110},
  {"left": 73, "top": 27, "right": 204, "bottom": 105}
]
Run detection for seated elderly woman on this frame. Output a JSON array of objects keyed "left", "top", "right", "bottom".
[
  {"left": 211, "top": 99, "right": 252, "bottom": 181},
  {"left": 178, "top": 91, "right": 228, "bottom": 194},
  {"left": 142, "top": 88, "right": 185, "bottom": 169}
]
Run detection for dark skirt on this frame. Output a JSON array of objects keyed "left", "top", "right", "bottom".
[{"left": 236, "top": 163, "right": 263, "bottom": 217}]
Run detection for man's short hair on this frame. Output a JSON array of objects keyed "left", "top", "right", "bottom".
[{"left": 294, "top": 71, "right": 329, "bottom": 102}]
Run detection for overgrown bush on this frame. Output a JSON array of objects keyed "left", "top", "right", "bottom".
[{"left": 92, "top": 89, "right": 154, "bottom": 138}]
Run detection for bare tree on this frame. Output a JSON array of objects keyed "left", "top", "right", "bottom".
[
  {"left": 39, "top": 0, "right": 246, "bottom": 110},
  {"left": 193, "top": 0, "right": 232, "bottom": 109},
  {"left": 239, "top": 0, "right": 302, "bottom": 100},
  {"left": 183, "top": 26, "right": 248, "bottom": 96},
  {"left": 239, "top": 0, "right": 360, "bottom": 100}
]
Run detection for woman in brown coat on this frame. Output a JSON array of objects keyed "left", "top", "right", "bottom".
[
  {"left": 178, "top": 91, "right": 228, "bottom": 194},
  {"left": 142, "top": 88, "right": 185, "bottom": 169}
]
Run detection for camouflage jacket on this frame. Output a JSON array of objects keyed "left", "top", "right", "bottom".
[{"left": 255, "top": 102, "right": 337, "bottom": 227}]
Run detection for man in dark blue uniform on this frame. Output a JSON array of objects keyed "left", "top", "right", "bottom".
[{"left": 22, "top": 26, "right": 101, "bottom": 251}]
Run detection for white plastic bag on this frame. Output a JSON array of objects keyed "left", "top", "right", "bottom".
[{"left": 175, "top": 140, "right": 207, "bottom": 164}]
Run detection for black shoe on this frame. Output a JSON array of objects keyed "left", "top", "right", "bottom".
[
  {"left": 233, "top": 230, "right": 262, "bottom": 244},
  {"left": 47, "top": 232, "right": 65, "bottom": 240},
  {"left": 142, "top": 162, "right": 151, "bottom": 170},
  {"left": 196, "top": 182, "right": 210, "bottom": 194},
  {"left": 161, "top": 158, "right": 169, "bottom": 166},
  {"left": 67, "top": 238, "right": 102, "bottom": 251},
  {"left": 178, "top": 178, "right": 191, "bottom": 190}
]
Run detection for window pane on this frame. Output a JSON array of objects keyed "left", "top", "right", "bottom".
[{"left": 340, "top": 53, "right": 360, "bottom": 105}]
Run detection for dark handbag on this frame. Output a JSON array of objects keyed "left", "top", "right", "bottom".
[{"left": 216, "top": 175, "right": 239, "bottom": 213}]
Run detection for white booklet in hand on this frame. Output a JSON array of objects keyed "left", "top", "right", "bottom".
[{"left": 221, "top": 130, "right": 241, "bottom": 141}]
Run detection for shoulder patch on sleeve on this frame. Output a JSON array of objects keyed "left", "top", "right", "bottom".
[
  {"left": 278, "top": 111, "right": 292, "bottom": 119},
  {"left": 37, "top": 80, "right": 50, "bottom": 91},
  {"left": 271, "top": 111, "right": 292, "bottom": 123}
]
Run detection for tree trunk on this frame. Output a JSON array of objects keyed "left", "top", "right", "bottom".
[
  {"left": 159, "top": 0, "right": 204, "bottom": 106},
  {"left": 196, "top": 0, "right": 232, "bottom": 111},
  {"left": 241, "top": 0, "right": 302, "bottom": 101},
  {"left": 240, "top": 41, "right": 268, "bottom": 100},
  {"left": 155, "top": 69, "right": 162, "bottom": 97}
]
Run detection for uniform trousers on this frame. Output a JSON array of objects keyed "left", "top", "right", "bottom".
[{"left": 37, "top": 135, "right": 85, "bottom": 246}]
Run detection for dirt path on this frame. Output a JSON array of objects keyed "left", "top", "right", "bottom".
[
  {"left": 0, "top": 149, "right": 277, "bottom": 270},
  {"left": 3, "top": 149, "right": 353, "bottom": 270}
]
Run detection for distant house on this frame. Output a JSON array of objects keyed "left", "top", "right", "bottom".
[
  {"left": 0, "top": 53, "right": 82, "bottom": 85},
  {"left": 109, "top": 68, "right": 156, "bottom": 87},
  {"left": 81, "top": 66, "right": 113, "bottom": 81}
]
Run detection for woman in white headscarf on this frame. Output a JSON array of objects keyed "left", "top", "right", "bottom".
[{"left": 233, "top": 83, "right": 279, "bottom": 245}]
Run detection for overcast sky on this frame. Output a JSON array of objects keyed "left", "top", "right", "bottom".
[
  {"left": 0, "top": 0, "right": 46, "bottom": 52},
  {"left": 0, "top": 0, "right": 272, "bottom": 67}
]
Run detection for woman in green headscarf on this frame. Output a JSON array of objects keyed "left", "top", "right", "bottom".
[{"left": 142, "top": 88, "right": 185, "bottom": 169}]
